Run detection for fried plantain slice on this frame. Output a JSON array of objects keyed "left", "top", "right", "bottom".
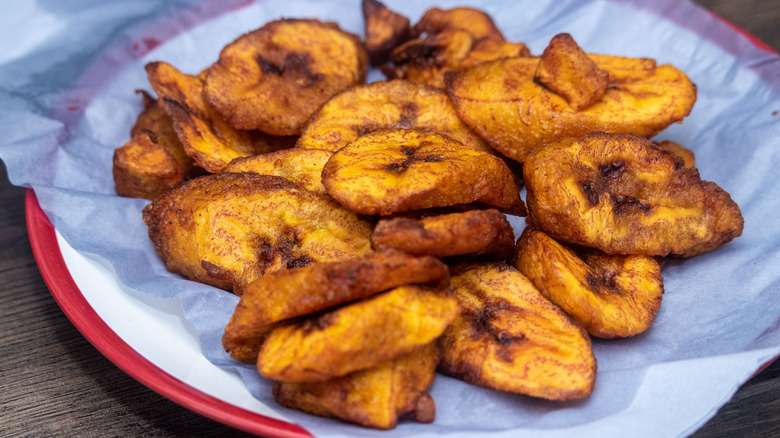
[
  {"left": 321, "top": 129, "right": 525, "bottom": 216},
  {"left": 142, "top": 172, "right": 373, "bottom": 292},
  {"left": 446, "top": 39, "right": 697, "bottom": 162},
  {"left": 386, "top": 29, "right": 475, "bottom": 89},
  {"left": 222, "top": 249, "right": 449, "bottom": 362},
  {"left": 145, "top": 61, "right": 260, "bottom": 173},
  {"left": 273, "top": 343, "right": 438, "bottom": 429},
  {"left": 655, "top": 139, "right": 695, "bottom": 168},
  {"left": 113, "top": 131, "right": 188, "bottom": 200},
  {"left": 413, "top": 7, "right": 504, "bottom": 41},
  {"left": 534, "top": 33, "right": 609, "bottom": 111},
  {"left": 371, "top": 209, "right": 515, "bottom": 259},
  {"left": 295, "top": 79, "right": 491, "bottom": 153},
  {"left": 222, "top": 148, "right": 333, "bottom": 194},
  {"left": 439, "top": 262, "right": 597, "bottom": 401},
  {"left": 523, "top": 132, "right": 743, "bottom": 257},
  {"left": 362, "top": 0, "right": 412, "bottom": 66},
  {"left": 203, "top": 19, "right": 367, "bottom": 135},
  {"left": 514, "top": 227, "right": 663, "bottom": 338},
  {"left": 257, "top": 284, "right": 459, "bottom": 382}
]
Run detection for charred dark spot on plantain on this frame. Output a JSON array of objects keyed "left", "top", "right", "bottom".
[
  {"left": 287, "top": 256, "right": 313, "bottom": 269},
  {"left": 599, "top": 161, "right": 626, "bottom": 179},
  {"left": 255, "top": 52, "right": 324, "bottom": 87},
  {"left": 301, "top": 311, "right": 337, "bottom": 335},
  {"left": 581, "top": 182, "right": 600, "bottom": 205},
  {"left": 201, "top": 260, "right": 233, "bottom": 281},
  {"left": 611, "top": 194, "right": 650, "bottom": 215},
  {"left": 467, "top": 299, "right": 526, "bottom": 362}
]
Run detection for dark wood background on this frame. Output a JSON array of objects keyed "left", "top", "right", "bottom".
[{"left": 1, "top": 1, "right": 778, "bottom": 436}]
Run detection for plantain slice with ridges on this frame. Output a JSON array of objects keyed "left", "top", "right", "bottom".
[
  {"left": 203, "top": 19, "right": 367, "bottom": 135},
  {"left": 257, "top": 284, "right": 459, "bottom": 382},
  {"left": 321, "top": 129, "right": 525, "bottom": 216},
  {"left": 222, "top": 249, "right": 449, "bottom": 363},
  {"left": 523, "top": 132, "right": 743, "bottom": 257},
  {"left": 371, "top": 208, "right": 515, "bottom": 259},
  {"left": 273, "top": 342, "right": 439, "bottom": 429},
  {"left": 439, "top": 262, "right": 597, "bottom": 401},
  {"left": 514, "top": 227, "right": 663, "bottom": 338},
  {"left": 142, "top": 172, "right": 373, "bottom": 292},
  {"left": 296, "top": 79, "right": 491, "bottom": 153}
]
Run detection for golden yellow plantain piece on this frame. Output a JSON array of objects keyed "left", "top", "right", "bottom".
[
  {"left": 222, "top": 249, "right": 449, "bottom": 363},
  {"left": 203, "top": 19, "right": 367, "bottom": 135},
  {"left": 321, "top": 129, "right": 525, "bottom": 216},
  {"left": 655, "top": 139, "right": 695, "bottom": 168},
  {"left": 413, "top": 7, "right": 504, "bottom": 41},
  {"left": 362, "top": 0, "right": 412, "bottom": 66},
  {"left": 534, "top": 33, "right": 608, "bottom": 111},
  {"left": 113, "top": 92, "right": 193, "bottom": 199},
  {"left": 439, "top": 262, "right": 597, "bottom": 401},
  {"left": 458, "top": 38, "right": 531, "bottom": 70},
  {"left": 145, "top": 62, "right": 259, "bottom": 173},
  {"left": 371, "top": 209, "right": 515, "bottom": 259},
  {"left": 295, "top": 79, "right": 491, "bottom": 153},
  {"left": 514, "top": 227, "right": 664, "bottom": 338},
  {"left": 257, "top": 284, "right": 459, "bottom": 382},
  {"left": 222, "top": 148, "right": 333, "bottom": 194},
  {"left": 273, "top": 343, "right": 439, "bottom": 429},
  {"left": 142, "top": 172, "right": 373, "bottom": 292},
  {"left": 446, "top": 36, "right": 697, "bottom": 162},
  {"left": 523, "top": 132, "right": 743, "bottom": 257}
]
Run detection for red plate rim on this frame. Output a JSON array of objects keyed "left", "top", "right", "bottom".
[{"left": 24, "top": 188, "right": 312, "bottom": 438}]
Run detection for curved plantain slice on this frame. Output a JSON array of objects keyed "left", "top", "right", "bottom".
[
  {"left": 413, "top": 7, "right": 504, "bottom": 41},
  {"left": 222, "top": 249, "right": 449, "bottom": 362},
  {"left": 257, "top": 284, "right": 459, "bottom": 382},
  {"left": 514, "top": 227, "right": 663, "bottom": 338},
  {"left": 439, "top": 262, "right": 597, "bottom": 401},
  {"left": 296, "top": 79, "right": 491, "bottom": 153},
  {"left": 446, "top": 39, "right": 697, "bottom": 162},
  {"left": 142, "top": 172, "right": 373, "bottom": 292},
  {"left": 203, "top": 19, "right": 367, "bottom": 135},
  {"left": 145, "top": 62, "right": 259, "bottom": 173},
  {"left": 222, "top": 148, "right": 333, "bottom": 194},
  {"left": 273, "top": 343, "right": 439, "bottom": 430},
  {"left": 362, "top": 0, "right": 412, "bottom": 66},
  {"left": 371, "top": 209, "right": 515, "bottom": 259},
  {"left": 523, "top": 132, "right": 743, "bottom": 257},
  {"left": 113, "top": 131, "right": 188, "bottom": 200},
  {"left": 321, "top": 129, "right": 525, "bottom": 216}
]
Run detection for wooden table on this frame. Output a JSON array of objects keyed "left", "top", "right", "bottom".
[{"left": 1, "top": 1, "right": 778, "bottom": 436}]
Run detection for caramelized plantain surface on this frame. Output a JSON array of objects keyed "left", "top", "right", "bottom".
[{"left": 221, "top": 148, "right": 333, "bottom": 194}]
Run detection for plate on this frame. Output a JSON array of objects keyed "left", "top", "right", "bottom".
[{"left": 15, "top": 1, "right": 780, "bottom": 437}]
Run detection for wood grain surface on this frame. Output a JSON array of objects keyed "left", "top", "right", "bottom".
[{"left": 1, "top": 1, "right": 778, "bottom": 437}]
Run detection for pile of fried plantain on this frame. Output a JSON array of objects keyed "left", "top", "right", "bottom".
[{"left": 109, "top": 2, "right": 748, "bottom": 431}]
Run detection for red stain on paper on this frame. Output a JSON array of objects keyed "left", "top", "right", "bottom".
[{"left": 131, "top": 37, "right": 162, "bottom": 56}]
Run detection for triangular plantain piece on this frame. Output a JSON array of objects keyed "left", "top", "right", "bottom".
[
  {"left": 222, "top": 148, "right": 333, "bottom": 194},
  {"left": 439, "top": 262, "right": 597, "bottom": 401},
  {"left": 203, "top": 19, "right": 367, "bottom": 135},
  {"left": 295, "top": 79, "right": 491, "bottom": 153},
  {"left": 273, "top": 343, "right": 439, "bottom": 430},
  {"left": 321, "top": 129, "right": 525, "bottom": 216},
  {"left": 257, "top": 284, "right": 459, "bottom": 382},
  {"left": 514, "top": 227, "right": 663, "bottom": 338},
  {"left": 413, "top": 7, "right": 504, "bottom": 41},
  {"left": 145, "top": 62, "right": 259, "bottom": 173},
  {"left": 362, "top": 0, "right": 412, "bottom": 66},
  {"left": 446, "top": 36, "right": 697, "bottom": 163},
  {"left": 523, "top": 132, "right": 743, "bottom": 257},
  {"left": 371, "top": 208, "right": 515, "bottom": 259},
  {"left": 222, "top": 249, "right": 449, "bottom": 362},
  {"left": 534, "top": 33, "right": 609, "bottom": 111},
  {"left": 142, "top": 172, "right": 373, "bottom": 292}
]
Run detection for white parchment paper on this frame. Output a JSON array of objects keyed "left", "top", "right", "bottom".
[{"left": 2, "top": 0, "right": 779, "bottom": 436}]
